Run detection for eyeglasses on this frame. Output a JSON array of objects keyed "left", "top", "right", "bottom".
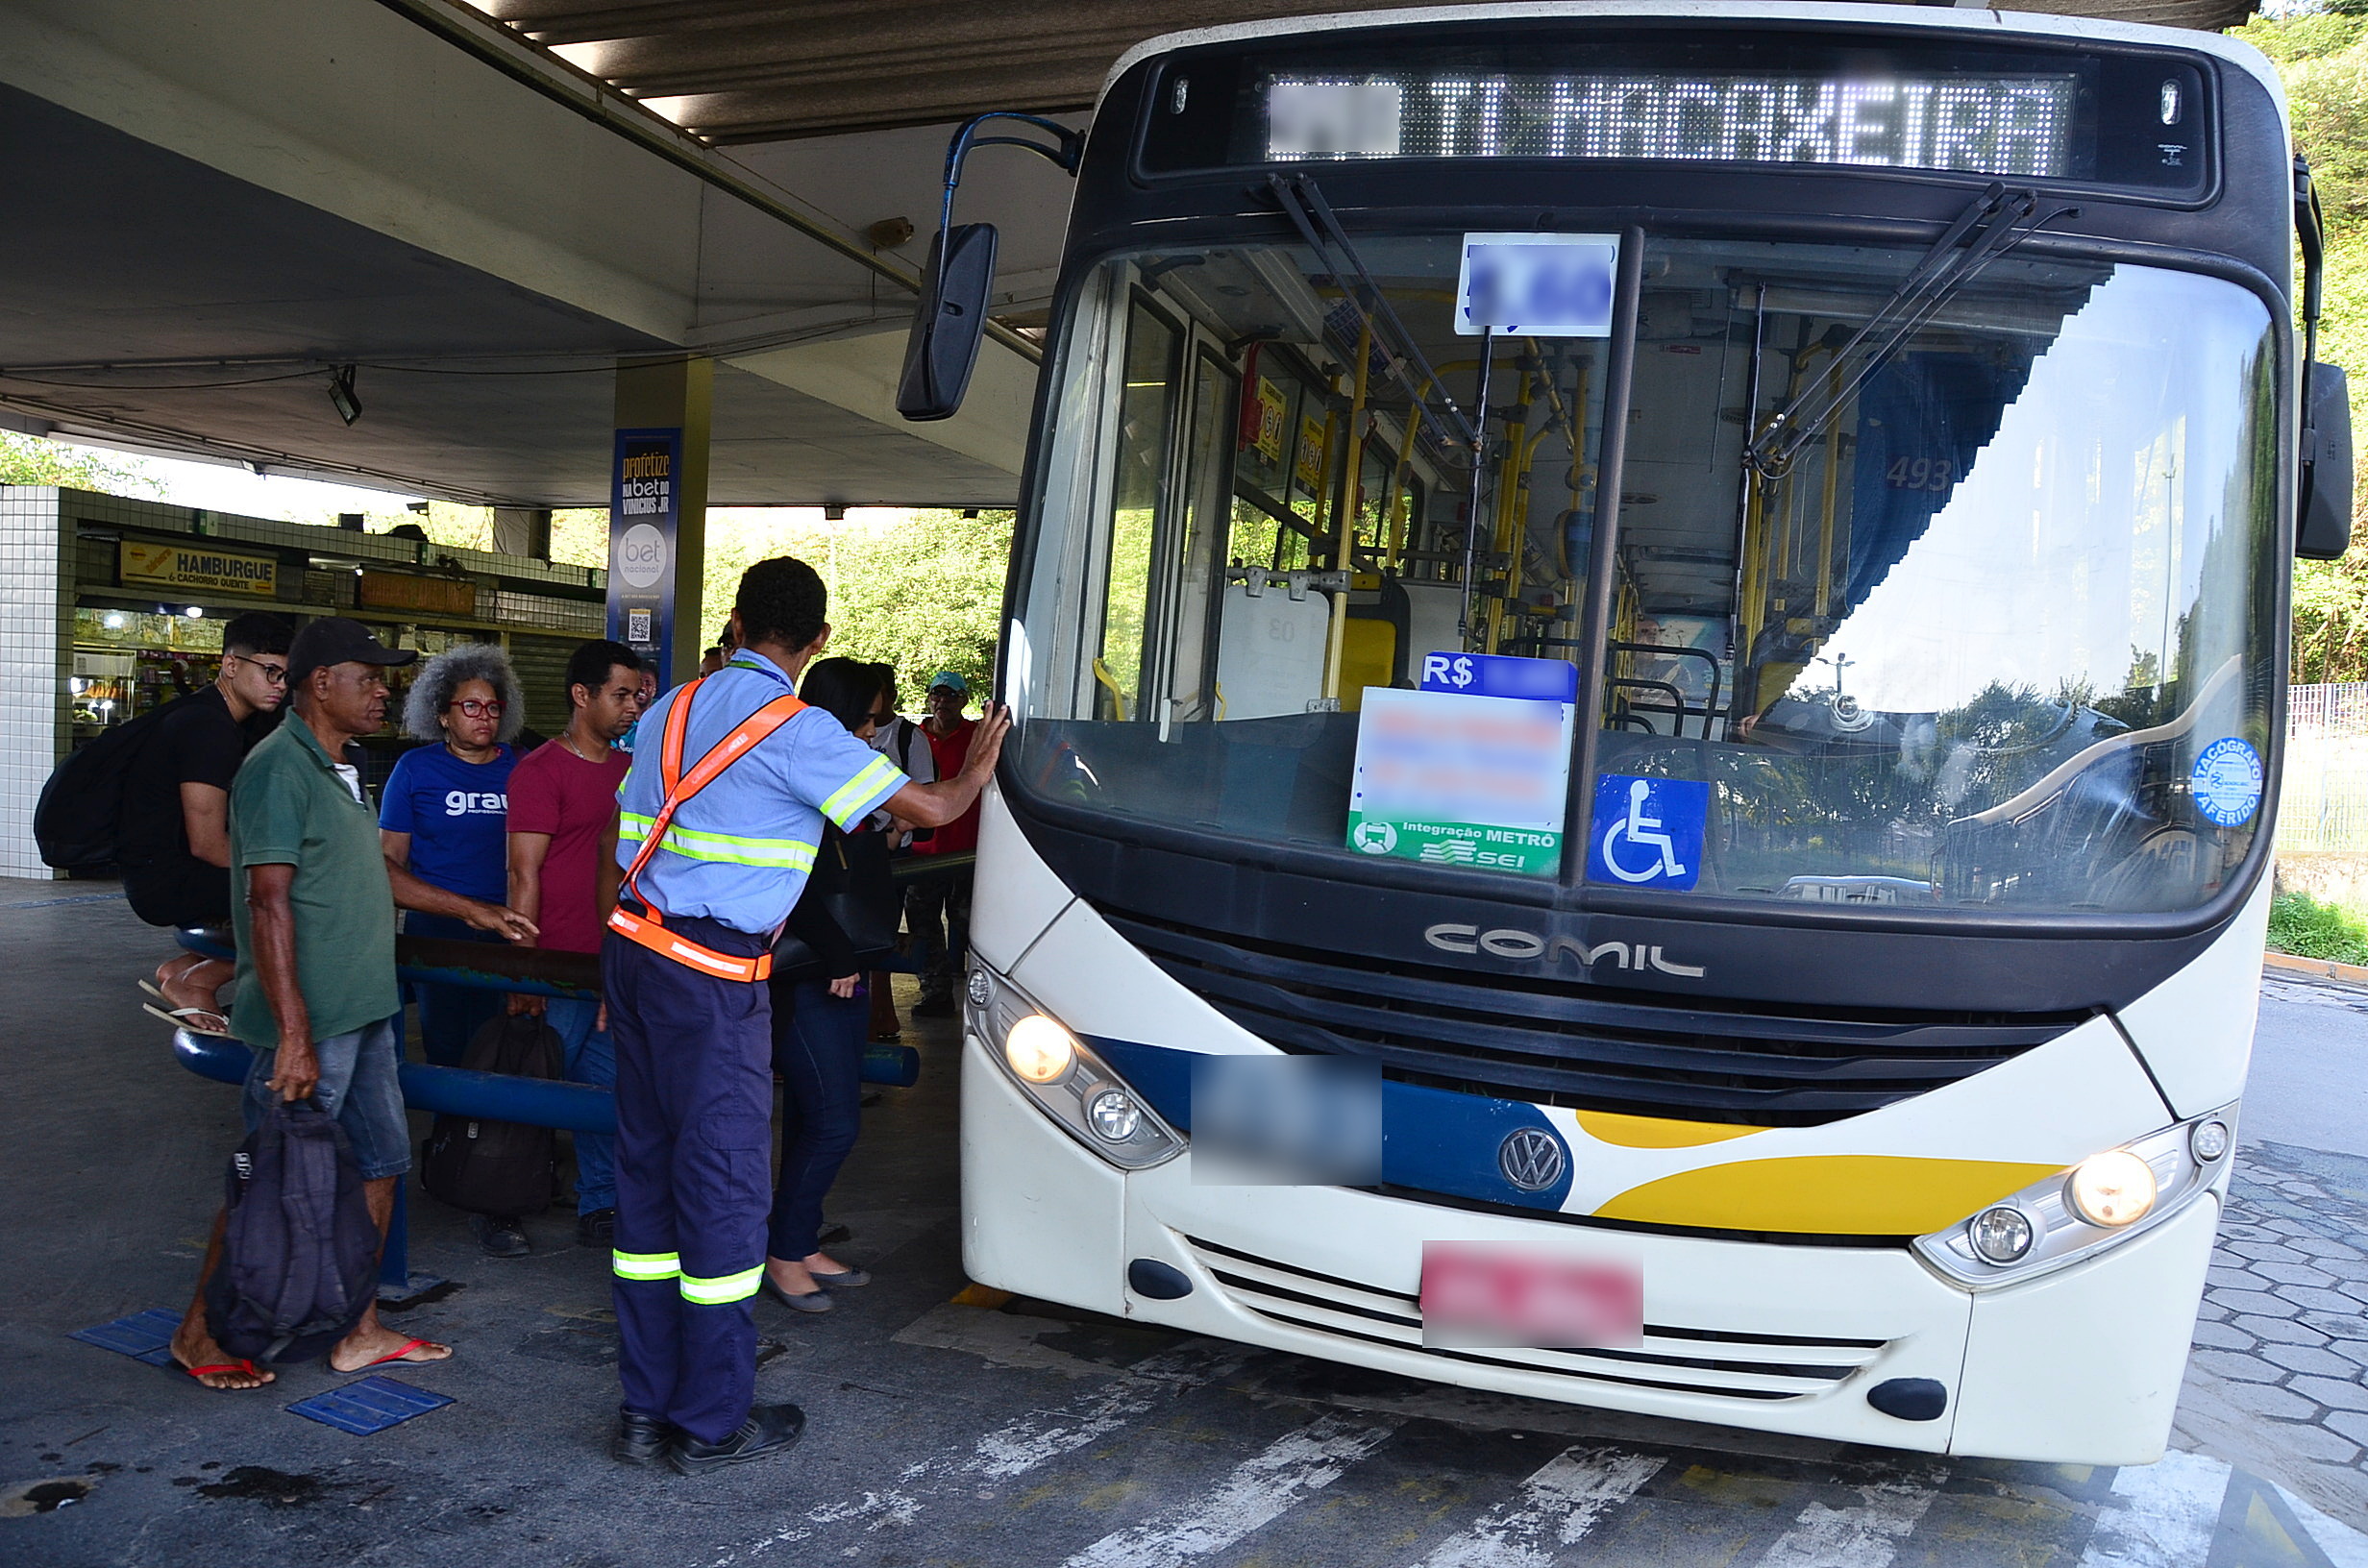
[
  {"left": 450, "top": 698, "right": 506, "bottom": 719},
  {"left": 240, "top": 658, "right": 288, "bottom": 685}
]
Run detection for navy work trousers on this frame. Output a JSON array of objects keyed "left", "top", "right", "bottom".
[
  {"left": 602, "top": 916, "right": 775, "bottom": 1445},
  {"left": 767, "top": 978, "right": 867, "bottom": 1262}
]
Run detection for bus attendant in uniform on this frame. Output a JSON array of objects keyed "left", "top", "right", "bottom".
[
  {"left": 379, "top": 645, "right": 526, "bottom": 1066},
  {"left": 603, "top": 556, "right": 1007, "bottom": 1475}
]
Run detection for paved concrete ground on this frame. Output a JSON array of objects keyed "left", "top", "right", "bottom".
[{"left": 3, "top": 883, "right": 2365, "bottom": 1567}]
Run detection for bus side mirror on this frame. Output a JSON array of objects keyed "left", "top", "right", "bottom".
[
  {"left": 897, "top": 222, "right": 999, "bottom": 422},
  {"left": 2299, "top": 362, "right": 2353, "bottom": 559}
]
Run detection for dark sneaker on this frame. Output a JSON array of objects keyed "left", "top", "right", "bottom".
[
  {"left": 577, "top": 1208, "right": 617, "bottom": 1247},
  {"left": 669, "top": 1404, "right": 806, "bottom": 1475},
  {"left": 612, "top": 1408, "right": 677, "bottom": 1466},
  {"left": 471, "top": 1213, "right": 530, "bottom": 1258},
  {"left": 911, "top": 993, "right": 957, "bottom": 1017}
]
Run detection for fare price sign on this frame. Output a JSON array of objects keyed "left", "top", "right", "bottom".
[{"left": 1345, "top": 654, "right": 1577, "bottom": 877}]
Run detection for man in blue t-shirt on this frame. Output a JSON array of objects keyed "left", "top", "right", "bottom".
[{"left": 381, "top": 647, "right": 524, "bottom": 1066}]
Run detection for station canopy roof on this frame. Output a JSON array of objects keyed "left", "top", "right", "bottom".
[
  {"left": 482, "top": 0, "right": 2258, "bottom": 144},
  {"left": 0, "top": 0, "right": 2257, "bottom": 512}
]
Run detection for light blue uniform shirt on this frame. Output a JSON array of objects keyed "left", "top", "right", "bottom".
[{"left": 615, "top": 654, "right": 908, "bottom": 936}]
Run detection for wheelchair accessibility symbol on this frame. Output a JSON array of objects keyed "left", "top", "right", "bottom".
[{"left": 1587, "top": 774, "right": 1707, "bottom": 891}]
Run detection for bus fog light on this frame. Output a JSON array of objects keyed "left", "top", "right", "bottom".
[
  {"left": 967, "top": 968, "right": 994, "bottom": 1008},
  {"left": 2067, "top": 1149, "right": 2157, "bottom": 1228},
  {"left": 1087, "top": 1088, "right": 1143, "bottom": 1142},
  {"left": 1966, "top": 1206, "right": 2035, "bottom": 1264},
  {"left": 1005, "top": 1015, "right": 1077, "bottom": 1084},
  {"left": 2189, "top": 1118, "right": 2231, "bottom": 1163}
]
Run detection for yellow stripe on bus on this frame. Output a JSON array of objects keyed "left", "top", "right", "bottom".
[
  {"left": 1592, "top": 1155, "right": 2064, "bottom": 1236},
  {"left": 1574, "top": 1111, "right": 1767, "bottom": 1148}
]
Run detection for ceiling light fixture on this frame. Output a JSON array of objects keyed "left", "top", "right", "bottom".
[{"left": 327, "top": 363, "right": 362, "bottom": 426}]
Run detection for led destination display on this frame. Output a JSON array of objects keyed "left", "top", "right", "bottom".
[
  {"left": 1139, "top": 29, "right": 2211, "bottom": 192},
  {"left": 1265, "top": 72, "right": 2079, "bottom": 176}
]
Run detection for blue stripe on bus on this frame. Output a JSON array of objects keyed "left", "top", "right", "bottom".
[{"left": 1087, "top": 1036, "right": 1574, "bottom": 1213}]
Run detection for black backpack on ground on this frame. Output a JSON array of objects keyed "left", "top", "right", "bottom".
[
  {"left": 419, "top": 1012, "right": 564, "bottom": 1217},
  {"left": 205, "top": 1099, "right": 381, "bottom": 1364},
  {"left": 32, "top": 691, "right": 202, "bottom": 873}
]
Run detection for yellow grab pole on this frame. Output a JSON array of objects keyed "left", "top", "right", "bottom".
[{"left": 1321, "top": 319, "right": 1373, "bottom": 702}]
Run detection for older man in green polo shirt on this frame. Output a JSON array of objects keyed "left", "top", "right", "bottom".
[{"left": 170, "top": 618, "right": 537, "bottom": 1390}]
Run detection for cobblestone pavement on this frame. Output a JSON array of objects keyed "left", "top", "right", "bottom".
[{"left": 2180, "top": 1138, "right": 2368, "bottom": 1531}]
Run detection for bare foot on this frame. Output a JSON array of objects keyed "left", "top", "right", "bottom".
[
  {"left": 328, "top": 1323, "right": 453, "bottom": 1375},
  {"left": 170, "top": 1313, "right": 274, "bottom": 1390},
  {"left": 766, "top": 1257, "right": 819, "bottom": 1295},
  {"left": 158, "top": 955, "right": 234, "bottom": 1025}
]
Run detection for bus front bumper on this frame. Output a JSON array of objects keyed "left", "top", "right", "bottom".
[{"left": 959, "top": 1029, "right": 2219, "bottom": 1464}]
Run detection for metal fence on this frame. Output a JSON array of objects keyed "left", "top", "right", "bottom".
[{"left": 2279, "top": 683, "right": 2368, "bottom": 851}]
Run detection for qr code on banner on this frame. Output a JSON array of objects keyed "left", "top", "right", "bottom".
[{"left": 628, "top": 609, "right": 652, "bottom": 643}]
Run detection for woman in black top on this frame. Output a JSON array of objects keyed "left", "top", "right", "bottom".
[{"left": 761, "top": 657, "right": 894, "bottom": 1311}]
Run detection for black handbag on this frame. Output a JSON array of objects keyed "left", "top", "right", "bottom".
[{"left": 772, "top": 828, "right": 902, "bottom": 978}]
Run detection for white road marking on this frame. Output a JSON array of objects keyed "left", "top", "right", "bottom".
[
  {"left": 704, "top": 1339, "right": 1250, "bottom": 1566},
  {"left": 2273, "top": 1481, "right": 2368, "bottom": 1568},
  {"left": 1060, "top": 1413, "right": 1403, "bottom": 1568},
  {"left": 1411, "top": 1445, "right": 1666, "bottom": 1568},
  {"left": 1756, "top": 1473, "right": 1945, "bottom": 1568},
  {"left": 2076, "top": 1450, "right": 2232, "bottom": 1568}
]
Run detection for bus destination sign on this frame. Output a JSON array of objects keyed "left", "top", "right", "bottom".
[{"left": 1266, "top": 72, "right": 2078, "bottom": 177}]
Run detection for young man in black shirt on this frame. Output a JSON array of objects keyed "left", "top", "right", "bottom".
[{"left": 129, "top": 611, "right": 293, "bottom": 1033}]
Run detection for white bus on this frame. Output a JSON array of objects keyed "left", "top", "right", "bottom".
[{"left": 914, "top": 2, "right": 2352, "bottom": 1462}]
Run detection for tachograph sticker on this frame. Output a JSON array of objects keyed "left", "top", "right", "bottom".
[{"left": 2189, "top": 737, "right": 2262, "bottom": 827}]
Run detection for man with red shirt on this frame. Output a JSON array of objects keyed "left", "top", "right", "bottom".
[
  {"left": 904, "top": 671, "right": 981, "bottom": 1017},
  {"left": 499, "top": 638, "right": 644, "bottom": 1256}
]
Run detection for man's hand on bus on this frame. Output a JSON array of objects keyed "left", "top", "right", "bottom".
[
  {"left": 961, "top": 703, "right": 1012, "bottom": 784},
  {"left": 883, "top": 703, "right": 1012, "bottom": 828}
]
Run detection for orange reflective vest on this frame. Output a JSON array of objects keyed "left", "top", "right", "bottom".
[{"left": 604, "top": 674, "right": 806, "bottom": 984}]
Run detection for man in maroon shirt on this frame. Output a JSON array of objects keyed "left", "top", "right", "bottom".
[
  {"left": 905, "top": 672, "right": 981, "bottom": 1017},
  {"left": 497, "top": 639, "right": 644, "bottom": 1256}
]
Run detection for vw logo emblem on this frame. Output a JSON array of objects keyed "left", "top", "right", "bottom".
[{"left": 1497, "top": 1127, "right": 1566, "bottom": 1192}]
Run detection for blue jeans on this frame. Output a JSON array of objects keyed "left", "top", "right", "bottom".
[
  {"left": 241, "top": 1016, "right": 410, "bottom": 1181},
  {"left": 404, "top": 913, "right": 503, "bottom": 1067},
  {"left": 546, "top": 995, "right": 616, "bottom": 1214},
  {"left": 767, "top": 978, "right": 866, "bottom": 1262}
]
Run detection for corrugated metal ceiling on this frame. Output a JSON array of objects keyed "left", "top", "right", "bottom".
[{"left": 471, "top": 0, "right": 2259, "bottom": 145}]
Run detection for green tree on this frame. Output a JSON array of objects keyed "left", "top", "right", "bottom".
[
  {"left": 2236, "top": 10, "right": 2368, "bottom": 681},
  {"left": 0, "top": 431, "right": 163, "bottom": 497}
]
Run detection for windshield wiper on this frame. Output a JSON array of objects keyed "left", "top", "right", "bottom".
[
  {"left": 1744, "top": 184, "right": 2079, "bottom": 478},
  {"left": 1268, "top": 174, "right": 1479, "bottom": 454}
]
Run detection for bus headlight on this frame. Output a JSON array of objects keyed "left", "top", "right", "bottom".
[
  {"left": 2066, "top": 1149, "right": 2157, "bottom": 1228},
  {"left": 1965, "top": 1205, "right": 2035, "bottom": 1264},
  {"left": 1005, "top": 1015, "right": 1077, "bottom": 1084},
  {"left": 967, "top": 962, "right": 1183, "bottom": 1171},
  {"left": 1912, "top": 1103, "right": 2235, "bottom": 1290}
]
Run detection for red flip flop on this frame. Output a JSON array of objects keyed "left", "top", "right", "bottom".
[
  {"left": 343, "top": 1337, "right": 444, "bottom": 1372},
  {"left": 182, "top": 1359, "right": 267, "bottom": 1387}
]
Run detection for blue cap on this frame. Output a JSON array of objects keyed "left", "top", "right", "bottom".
[{"left": 928, "top": 671, "right": 969, "bottom": 696}]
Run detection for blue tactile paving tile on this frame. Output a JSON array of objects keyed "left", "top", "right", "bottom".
[
  {"left": 71, "top": 1308, "right": 184, "bottom": 1366},
  {"left": 286, "top": 1376, "right": 454, "bottom": 1435}
]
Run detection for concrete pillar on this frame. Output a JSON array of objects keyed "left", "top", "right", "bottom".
[
  {"left": 610, "top": 356, "right": 710, "bottom": 689},
  {"left": 491, "top": 506, "right": 552, "bottom": 561}
]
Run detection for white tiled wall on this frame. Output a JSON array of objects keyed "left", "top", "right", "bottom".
[{"left": 0, "top": 488, "right": 64, "bottom": 878}]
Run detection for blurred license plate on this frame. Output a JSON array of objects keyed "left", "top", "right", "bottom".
[{"left": 1419, "top": 1241, "right": 1642, "bottom": 1349}]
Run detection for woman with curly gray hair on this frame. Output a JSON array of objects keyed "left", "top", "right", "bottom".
[{"left": 379, "top": 643, "right": 527, "bottom": 1067}]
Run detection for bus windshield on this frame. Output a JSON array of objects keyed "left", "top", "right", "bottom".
[{"left": 1006, "top": 233, "right": 2278, "bottom": 918}]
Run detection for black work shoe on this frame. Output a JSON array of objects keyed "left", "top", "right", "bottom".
[
  {"left": 471, "top": 1213, "right": 530, "bottom": 1258},
  {"left": 577, "top": 1208, "right": 617, "bottom": 1247},
  {"left": 612, "top": 1408, "right": 677, "bottom": 1466},
  {"left": 669, "top": 1404, "right": 807, "bottom": 1476}
]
